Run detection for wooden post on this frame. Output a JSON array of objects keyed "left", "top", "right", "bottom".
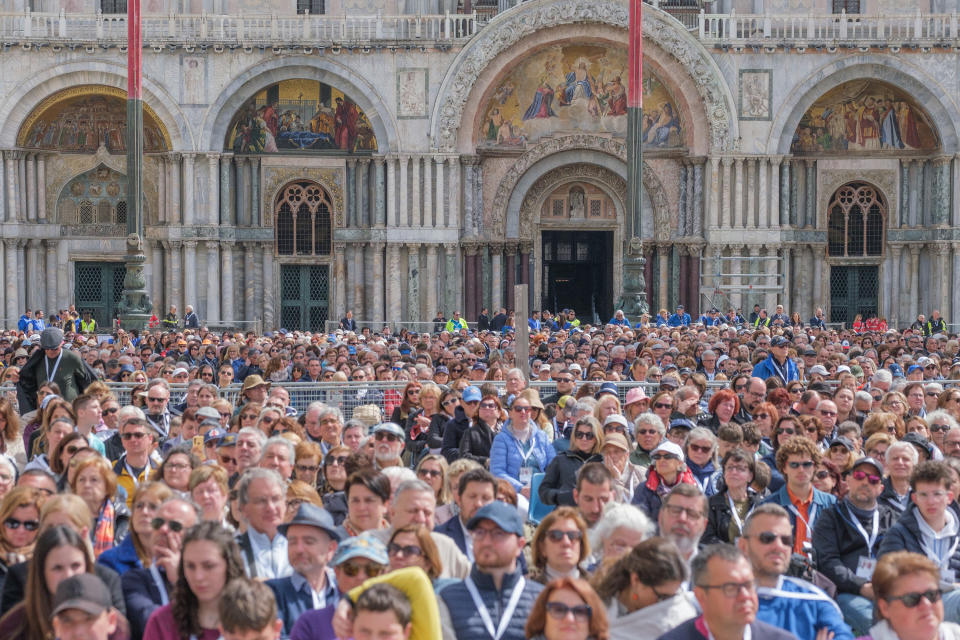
[{"left": 515, "top": 284, "right": 529, "bottom": 380}]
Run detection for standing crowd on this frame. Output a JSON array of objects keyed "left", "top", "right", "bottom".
[{"left": 0, "top": 305, "right": 959, "bottom": 640}]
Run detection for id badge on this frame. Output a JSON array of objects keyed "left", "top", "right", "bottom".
[
  {"left": 519, "top": 467, "right": 533, "bottom": 485},
  {"left": 856, "top": 556, "right": 877, "bottom": 579}
]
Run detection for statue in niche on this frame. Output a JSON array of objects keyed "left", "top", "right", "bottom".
[{"left": 569, "top": 187, "right": 585, "bottom": 218}]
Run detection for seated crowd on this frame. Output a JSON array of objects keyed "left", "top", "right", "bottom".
[{"left": 0, "top": 311, "right": 959, "bottom": 640}]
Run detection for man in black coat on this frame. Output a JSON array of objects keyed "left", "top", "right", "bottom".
[
  {"left": 17, "top": 327, "right": 94, "bottom": 412},
  {"left": 339, "top": 310, "right": 358, "bottom": 332}
]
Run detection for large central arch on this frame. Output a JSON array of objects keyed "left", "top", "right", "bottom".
[{"left": 429, "top": 0, "right": 737, "bottom": 153}]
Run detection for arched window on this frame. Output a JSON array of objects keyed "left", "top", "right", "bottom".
[
  {"left": 274, "top": 181, "right": 334, "bottom": 256},
  {"left": 57, "top": 164, "right": 137, "bottom": 234},
  {"left": 826, "top": 182, "right": 886, "bottom": 257}
]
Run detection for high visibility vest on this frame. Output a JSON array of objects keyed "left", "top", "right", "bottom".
[{"left": 80, "top": 319, "right": 96, "bottom": 332}]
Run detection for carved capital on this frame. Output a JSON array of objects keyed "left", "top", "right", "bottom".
[
  {"left": 721, "top": 157, "right": 733, "bottom": 168},
  {"left": 369, "top": 241, "right": 385, "bottom": 252},
  {"left": 406, "top": 242, "right": 421, "bottom": 252},
  {"left": 463, "top": 242, "right": 482, "bottom": 256},
  {"left": 503, "top": 241, "right": 519, "bottom": 256},
  {"left": 183, "top": 240, "right": 197, "bottom": 249},
  {"left": 443, "top": 243, "right": 458, "bottom": 256},
  {"left": 334, "top": 242, "right": 347, "bottom": 253},
  {"left": 488, "top": 243, "right": 504, "bottom": 257},
  {"left": 461, "top": 155, "right": 482, "bottom": 167}
]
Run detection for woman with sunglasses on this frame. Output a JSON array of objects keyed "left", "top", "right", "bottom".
[
  {"left": 491, "top": 395, "right": 556, "bottom": 501},
  {"left": 529, "top": 507, "right": 591, "bottom": 585},
  {"left": 143, "top": 522, "right": 245, "bottom": 640},
  {"left": 539, "top": 417, "right": 602, "bottom": 507},
  {"left": 811, "top": 458, "right": 845, "bottom": 499},
  {"left": 457, "top": 394, "right": 501, "bottom": 469},
  {"left": 593, "top": 537, "right": 696, "bottom": 640},
  {"left": 27, "top": 397, "right": 75, "bottom": 462},
  {"left": 387, "top": 524, "right": 457, "bottom": 592},
  {"left": 863, "top": 411, "right": 905, "bottom": 441},
  {"left": 525, "top": 576, "right": 609, "bottom": 640},
  {"left": 393, "top": 382, "right": 426, "bottom": 465},
  {"left": 414, "top": 454, "right": 450, "bottom": 509},
  {"left": 0, "top": 488, "right": 43, "bottom": 586}
]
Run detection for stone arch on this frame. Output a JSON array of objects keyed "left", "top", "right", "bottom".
[
  {"left": 768, "top": 56, "right": 960, "bottom": 155},
  {"left": 497, "top": 134, "right": 671, "bottom": 241},
  {"left": 430, "top": 0, "right": 736, "bottom": 153},
  {"left": 519, "top": 164, "right": 627, "bottom": 232},
  {"left": 0, "top": 61, "right": 190, "bottom": 151},
  {"left": 201, "top": 57, "right": 400, "bottom": 153}
]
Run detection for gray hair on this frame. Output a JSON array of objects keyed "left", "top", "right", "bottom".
[
  {"left": 635, "top": 412, "right": 666, "bottom": 436},
  {"left": 317, "top": 405, "right": 344, "bottom": 425},
  {"left": 235, "top": 468, "right": 286, "bottom": 506},
  {"left": 237, "top": 427, "right": 267, "bottom": 449},
  {"left": 305, "top": 401, "right": 327, "bottom": 417},
  {"left": 685, "top": 427, "right": 717, "bottom": 451},
  {"left": 159, "top": 495, "right": 203, "bottom": 519},
  {"left": 925, "top": 383, "right": 945, "bottom": 396},
  {"left": 0, "top": 456, "right": 15, "bottom": 480},
  {"left": 886, "top": 440, "right": 919, "bottom": 466},
  {"left": 262, "top": 436, "right": 295, "bottom": 463},
  {"left": 691, "top": 544, "right": 747, "bottom": 587},
  {"left": 926, "top": 410, "right": 959, "bottom": 431},
  {"left": 589, "top": 503, "right": 653, "bottom": 559},
  {"left": 117, "top": 405, "right": 146, "bottom": 425},
  {"left": 381, "top": 466, "right": 417, "bottom": 486},
  {"left": 872, "top": 370, "right": 893, "bottom": 386},
  {"left": 147, "top": 378, "right": 170, "bottom": 393},
  {"left": 392, "top": 479, "right": 436, "bottom": 506},
  {"left": 855, "top": 390, "right": 874, "bottom": 405},
  {"left": 343, "top": 419, "right": 368, "bottom": 435}
]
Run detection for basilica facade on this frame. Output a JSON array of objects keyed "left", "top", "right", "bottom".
[{"left": 0, "top": 0, "right": 956, "bottom": 330}]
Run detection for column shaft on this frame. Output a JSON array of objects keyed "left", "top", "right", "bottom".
[
  {"left": 183, "top": 242, "right": 197, "bottom": 313},
  {"left": 447, "top": 158, "right": 459, "bottom": 229},
  {"left": 769, "top": 159, "right": 780, "bottom": 228},
  {"left": 5, "top": 154, "right": 17, "bottom": 221},
  {"left": 244, "top": 244, "right": 256, "bottom": 322},
  {"left": 425, "top": 245, "right": 439, "bottom": 317},
  {"left": 2, "top": 241, "right": 12, "bottom": 321},
  {"left": 335, "top": 244, "right": 347, "bottom": 319},
  {"left": 221, "top": 244, "right": 234, "bottom": 323},
  {"left": 345, "top": 160, "right": 356, "bottom": 227},
  {"left": 169, "top": 155, "right": 181, "bottom": 224},
  {"left": 407, "top": 244, "right": 420, "bottom": 322},
  {"left": 435, "top": 159, "right": 446, "bottom": 227},
  {"left": 693, "top": 160, "right": 704, "bottom": 237},
  {"left": 262, "top": 245, "right": 274, "bottom": 329},
  {"left": 805, "top": 160, "right": 816, "bottom": 228},
  {"left": 151, "top": 242, "right": 163, "bottom": 314},
  {"left": 721, "top": 158, "right": 732, "bottom": 228},
  {"left": 780, "top": 160, "right": 790, "bottom": 226},
  {"left": 45, "top": 241, "right": 56, "bottom": 314},
  {"left": 374, "top": 159, "right": 386, "bottom": 227},
  {"left": 207, "top": 154, "right": 220, "bottom": 225},
  {"left": 371, "top": 243, "right": 385, "bottom": 325},
  {"left": 708, "top": 157, "right": 720, "bottom": 228},
  {"left": 423, "top": 157, "right": 433, "bottom": 229},
  {"left": 398, "top": 156, "right": 408, "bottom": 227},
  {"left": 411, "top": 156, "right": 421, "bottom": 228},
  {"left": 206, "top": 242, "right": 220, "bottom": 322},
  {"left": 386, "top": 158, "right": 397, "bottom": 227},
  {"left": 387, "top": 245, "right": 402, "bottom": 323},
  {"left": 758, "top": 158, "right": 768, "bottom": 228},
  {"left": 220, "top": 153, "right": 233, "bottom": 225},
  {"left": 184, "top": 154, "right": 196, "bottom": 226},
  {"left": 26, "top": 155, "right": 36, "bottom": 222},
  {"left": 490, "top": 246, "right": 503, "bottom": 312}
]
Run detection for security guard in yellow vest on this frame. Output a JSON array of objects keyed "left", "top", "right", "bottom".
[{"left": 79, "top": 311, "right": 96, "bottom": 333}]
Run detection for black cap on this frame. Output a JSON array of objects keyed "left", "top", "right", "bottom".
[{"left": 52, "top": 574, "right": 112, "bottom": 617}]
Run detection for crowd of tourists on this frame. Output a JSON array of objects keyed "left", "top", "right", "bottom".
[{"left": 1, "top": 302, "right": 960, "bottom": 640}]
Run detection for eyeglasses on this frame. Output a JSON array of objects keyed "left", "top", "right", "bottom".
[
  {"left": 545, "top": 602, "right": 592, "bottom": 622},
  {"left": 479, "top": 402, "right": 498, "bottom": 409},
  {"left": 636, "top": 429, "right": 659, "bottom": 436},
  {"left": 819, "top": 410, "right": 837, "bottom": 417},
  {"left": 753, "top": 413, "right": 769, "bottom": 420},
  {"left": 218, "top": 455, "right": 237, "bottom": 465},
  {"left": 339, "top": 562, "right": 385, "bottom": 578},
  {"left": 697, "top": 581, "right": 756, "bottom": 597},
  {"left": 871, "top": 395, "right": 883, "bottom": 402},
  {"left": 219, "top": 412, "right": 232, "bottom": 419},
  {"left": 688, "top": 443, "right": 713, "bottom": 455},
  {"left": 931, "top": 424, "right": 951, "bottom": 432},
  {"left": 652, "top": 453, "right": 678, "bottom": 461},
  {"left": 64, "top": 444, "right": 82, "bottom": 455},
  {"left": 556, "top": 377, "right": 574, "bottom": 383},
  {"left": 151, "top": 517, "right": 185, "bottom": 532},
  {"left": 927, "top": 392, "right": 940, "bottom": 397},
  {"left": 470, "top": 527, "right": 514, "bottom": 542},
  {"left": 442, "top": 398, "right": 459, "bottom": 407},
  {"left": 103, "top": 407, "right": 119, "bottom": 415},
  {"left": 296, "top": 464, "right": 320, "bottom": 474},
  {"left": 851, "top": 470, "right": 882, "bottom": 485},
  {"left": 3, "top": 518, "right": 39, "bottom": 531},
  {"left": 751, "top": 532, "right": 794, "bottom": 547},
  {"left": 545, "top": 529, "right": 583, "bottom": 543},
  {"left": 121, "top": 431, "right": 150, "bottom": 440},
  {"left": 815, "top": 470, "right": 831, "bottom": 480},
  {"left": 574, "top": 431, "right": 595, "bottom": 441},
  {"left": 418, "top": 468, "right": 442, "bottom": 478},
  {"left": 241, "top": 413, "right": 258, "bottom": 421},
  {"left": 653, "top": 402, "right": 672, "bottom": 410},
  {"left": 326, "top": 456, "right": 349, "bottom": 466},
  {"left": 662, "top": 504, "right": 704, "bottom": 520},
  {"left": 787, "top": 461, "right": 815, "bottom": 469},
  {"left": 604, "top": 425, "right": 627, "bottom": 435},
  {"left": 886, "top": 589, "right": 942, "bottom": 608},
  {"left": 779, "top": 428, "right": 796, "bottom": 436},
  {"left": 512, "top": 406, "right": 534, "bottom": 413},
  {"left": 387, "top": 543, "right": 423, "bottom": 557}
]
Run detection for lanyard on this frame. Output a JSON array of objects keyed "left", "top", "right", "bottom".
[
  {"left": 464, "top": 576, "right": 526, "bottom": 640},
  {"left": 514, "top": 434, "right": 536, "bottom": 466},
  {"left": 769, "top": 357, "right": 788, "bottom": 384},
  {"left": 44, "top": 350, "right": 63, "bottom": 382},
  {"left": 787, "top": 502, "right": 818, "bottom": 537},
  {"left": 125, "top": 460, "right": 148, "bottom": 489},
  {"left": 841, "top": 503, "right": 880, "bottom": 558},
  {"left": 149, "top": 565, "right": 169, "bottom": 606},
  {"left": 921, "top": 533, "right": 960, "bottom": 570},
  {"left": 728, "top": 494, "right": 751, "bottom": 537}
]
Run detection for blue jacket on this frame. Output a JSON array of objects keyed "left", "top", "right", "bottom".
[
  {"left": 122, "top": 565, "right": 170, "bottom": 640},
  {"left": 97, "top": 534, "right": 141, "bottom": 577},
  {"left": 809, "top": 316, "right": 826, "bottom": 330},
  {"left": 490, "top": 424, "right": 556, "bottom": 491},
  {"left": 17, "top": 314, "right": 30, "bottom": 332},
  {"left": 668, "top": 312, "right": 691, "bottom": 327},
  {"left": 438, "top": 565, "right": 543, "bottom": 640},
  {"left": 756, "top": 575, "right": 853, "bottom": 640},
  {"left": 761, "top": 485, "right": 836, "bottom": 544},
  {"left": 290, "top": 605, "right": 336, "bottom": 640},
  {"left": 877, "top": 502, "right": 960, "bottom": 574},
  {"left": 267, "top": 569, "right": 339, "bottom": 638},
  {"left": 752, "top": 354, "right": 800, "bottom": 383},
  {"left": 656, "top": 314, "right": 670, "bottom": 326}
]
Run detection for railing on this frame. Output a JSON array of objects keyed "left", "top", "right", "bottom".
[
  {"left": 699, "top": 10, "right": 960, "bottom": 45},
  {"left": 0, "top": 10, "right": 481, "bottom": 45},
  {"left": 322, "top": 320, "right": 478, "bottom": 334}
]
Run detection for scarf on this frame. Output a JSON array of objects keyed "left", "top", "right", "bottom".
[
  {"left": 645, "top": 467, "right": 697, "bottom": 497},
  {"left": 93, "top": 500, "right": 115, "bottom": 557}
]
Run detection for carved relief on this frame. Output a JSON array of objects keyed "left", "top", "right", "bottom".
[
  {"left": 432, "top": 0, "right": 732, "bottom": 153},
  {"left": 262, "top": 166, "right": 345, "bottom": 227},
  {"left": 817, "top": 169, "right": 896, "bottom": 230}
]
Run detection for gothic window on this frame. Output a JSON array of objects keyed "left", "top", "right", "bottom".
[
  {"left": 832, "top": 0, "right": 860, "bottom": 13},
  {"left": 827, "top": 182, "right": 886, "bottom": 257},
  {"left": 297, "top": 0, "right": 325, "bottom": 13},
  {"left": 274, "top": 181, "right": 335, "bottom": 256},
  {"left": 100, "top": 0, "right": 127, "bottom": 13}
]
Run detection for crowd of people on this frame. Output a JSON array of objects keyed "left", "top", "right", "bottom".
[{"left": 1, "top": 303, "right": 960, "bottom": 640}]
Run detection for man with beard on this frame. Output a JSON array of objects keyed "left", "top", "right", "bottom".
[
  {"left": 372, "top": 422, "right": 405, "bottom": 469},
  {"left": 267, "top": 503, "right": 341, "bottom": 637},
  {"left": 742, "top": 504, "right": 854, "bottom": 640},
  {"left": 122, "top": 497, "right": 200, "bottom": 639},
  {"left": 657, "top": 484, "right": 708, "bottom": 567},
  {"left": 574, "top": 462, "right": 615, "bottom": 531},
  {"left": 436, "top": 502, "right": 543, "bottom": 640}
]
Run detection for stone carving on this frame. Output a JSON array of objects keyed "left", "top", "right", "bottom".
[
  {"left": 616, "top": 236, "right": 649, "bottom": 317},
  {"left": 431, "top": 0, "right": 732, "bottom": 153},
  {"left": 739, "top": 69, "right": 772, "bottom": 121},
  {"left": 397, "top": 68, "right": 429, "bottom": 119},
  {"left": 519, "top": 163, "right": 626, "bottom": 230},
  {"left": 817, "top": 169, "right": 896, "bottom": 229},
  {"left": 262, "top": 165, "right": 345, "bottom": 226}
]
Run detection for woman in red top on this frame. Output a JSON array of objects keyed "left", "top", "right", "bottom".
[{"left": 852, "top": 313, "right": 865, "bottom": 333}]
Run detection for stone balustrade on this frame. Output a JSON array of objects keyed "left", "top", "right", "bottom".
[{"left": 0, "top": 10, "right": 481, "bottom": 46}]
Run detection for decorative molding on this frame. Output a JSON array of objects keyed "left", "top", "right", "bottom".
[
  {"left": 519, "top": 163, "right": 626, "bottom": 229},
  {"left": 430, "top": 0, "right": 733, "bottom": 153},
  {"left": 261, "top": 165, "right": 345, "bottom": 227}
]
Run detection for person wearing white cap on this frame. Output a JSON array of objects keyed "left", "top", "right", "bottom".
[
  {"left": 631, "top": 441, "right": 698, "bottom": 520},
  {"left": 373, "top": 423, "right": 406, "bottom": 470}
]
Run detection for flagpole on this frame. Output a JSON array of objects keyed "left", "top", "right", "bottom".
[
  {"left": 119, "top": 0, "right": 152, "bottom": 330},
  {"left": 619, "top": 0, "right": 649, "bottom": 319}
]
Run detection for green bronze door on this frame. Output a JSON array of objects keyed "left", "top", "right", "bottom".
[
  {"left": 829, "top": 265, "right": 879, "bottom": 324},
  {"left": 74, "top": 262, "right": 127, "bottom": 330},
  {"left": 280, "top": 264, "right": 329, "bottom": 331}
]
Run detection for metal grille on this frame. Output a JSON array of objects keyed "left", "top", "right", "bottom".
[
  {"left": 281, "top": 266, "right": 300, "bottom": 301},
  {"left": 296, "top": 0, "right": 324, "bottom": 13},
  {"left": 309, "top": 306, "right": 327, "bottom": 331},
  {"left": 97, "top": 201, "right": 111, "bottom": 223},
  {"left": 859, "top": 267, "right": 879, "bottom": 318},
  {"left": 100, "top": 0, "right": 127, "bottom": 12},
  {"left": 831, "top": 265, "right": 879, "bottom": 323},
  {"left": 832, "top": 0, "right": 860, "bottom": 12},
  {"left": 310, "top": 265, "right": 328, "bottom": 300},
  {"left": 295, "top": 203, "right": 312, "bottom": 255},
  {"left": 866, "top": 206, "right": 884, "bottom": 255},
  {"left": 552, "top": 200, "right": 563, "bottom": 217},
  {"left": 79, "top": 201, "right": 94, "bottom": 224},
  {"left": 112, "top": 265, "right": 126, "bottom": 305},
  {"left": 577, "top": 242, "right": 590, "bottom": 261},
  {"left": 827, "top": 183, "right": 886, "bottom": 258},
  {"left": 116, "top": 201, "right": 127, "bottom": 224},
  {"left": 557, "top": 242, "right": 571, "bottom": 261},
  {"left": 847, "top": 207, "right": 864, "bottom": 256},
  {"left": 314, "top": 202, "right": 331, "bottom": 255},
  {"left": 277, "top": 204, "right": 294, "bottom": 255},
  {"left": 590, "top": 200, "right": 602, "bottom": 217},
  {"left": 828, "top": 206, "right": 844, "bottom": 256},
  {"left": 76, "top": 264, "right": 102, "bottom": 304},
  {"left": 281, "top": 305, "right": 301, "bottom": 331}
]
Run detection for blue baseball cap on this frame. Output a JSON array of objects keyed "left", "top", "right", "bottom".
[
  {"left": 594, "top": 381, "right": 618, "bottom": 399},
  {"left": 462, "top": 386, "right": 481, "bottom": 403},
  {"left": 203, "top": 428, "right": 226, "bottom": 447},
  {"left": 888, "top": 363, "right": 904, "bottom": 378},
  {"left": 907, "top": 365, "right": 923, "bottom": 375},
  {"left": 332, "top": 532, "right": 388, "bottom": 567},
  {"left": 466, "top": 501, "right": 524, "bottom": 537}
]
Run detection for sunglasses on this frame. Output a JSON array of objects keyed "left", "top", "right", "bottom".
[
  {"left": 886, "top": 589, "right": 942, "bottom": 608},
  {"left": 931, "top": 424, "right": 951, "bottom": 432},
  {"left": 513, "top": 406, "right": 534, "bottom": 413},
  {"left": 815, "top": 470, "right": 831, "bottom": 480},
  {"left": 122, "top": 431, "right": 150, "bottom": 440},
  {"left": 779, "top": 428, "right": 796, "bottom": 436},
  {"left": 574, "top": 431, "right": 595, "bottom": 440},
  {"left": 479, "top": 402, "right": 498, "bottom": 409},
  {"left": 787, "top": 461, "right": 814, "bottom": 469},
  {"left": 653, "top": 402, "right": 672, "bottom": 409},
  {"left": 103, "top": 407, "right": 119, "bottom": 415},
  {"left": 545, "top": 602, "right": 592, "bottom": 622},
  {"left": 652, "top": 453, "right": 678, "bottom": 461},
  {"left": 375, "top": 432, "right": 400, "bottom": 442},
  {"left": 545, "top": 529, "right": 583, "bottom": 543},
  {"left": 851, "top": 470, "right": 882, "bottom": 485},
  {"left": 219, "top": 455, "right": 237, "bottom": 465},
  {"left": 753, "top": 531, "right": 793, "bottom": 547},
  {"left": 339, "top": 562, "right": 384, "bottom": 578},
  {"left": 326, "top": 456, "right": 349, "bottom": 466},
  {"left": 442, "top": 399, "right": 459, "bottom": 407},
  {"left": 387, "top": 543, "right": 423, "bottom": 557},
  {"left": 753, "top": 413, "right": 769, "bottom": 420},
  {"left": 636, "top": 429, "right": 659, "bottom": 436},
  {"left": 3, "top": 517, "right": 39, "bottom": 531},
  {"left": 241, "top": 413, "right": 258, "bottom": 420},
  {"left": 150, "top": 517, "right": 185, "bottom": 532},
  {"left": 296, "top": 464, "right": 319, "bottom": 473},
  {"left": 147, "top": 396, "right": 166, "bottom": 403},
  {"left": 418, "top": 468, "right": 442, "bottom": 478},
  {"left": 688, "top": 443, "right": 712, "bottom": 454},
  {"left": 604, "top": 425, "right": 627, "bottom": 435}
]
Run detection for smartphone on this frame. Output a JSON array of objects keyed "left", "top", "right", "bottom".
[{"left": 193, "top": 435, "right": 204, "bottom": 449}]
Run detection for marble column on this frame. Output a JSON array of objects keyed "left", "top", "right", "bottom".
[
  {"left": 764, "top": 246, "right": 778, "bottom": 311},
  {"left": 162, "top": 241, "right": 173, "bottom": 314},
  {"left": 937, "top": 243, "right": 951, "bottom": 314},
  {"left": 805, "top": 160, "right": 816, "bottom": 228},
  {"left": 151, "top": 241, "right": 163, "bottom": 314},
  {"left": 345, "top": 159, "right": 356, "bottom": 227},
  {"left": 373, "top": 158, "right": 386, "bottom": 228},
  {"left": 2, "top": 240, "right": 12, "bottom": 320},
  {"left": 811, "top": 245, "right": 822, "bottom": 312},
  {"left": 729, "top": 245, "right": 743, "bottom": 311},
  {"left": 170, "top": 241, "right": 183, "bottom": 313},
  {"left": 655, "top": 243, "right": 669, "bottom": 311},
  {"left": 504, "top": 243, "right": 517, "bottom": 310},
  {"left": 462, "top": 158, "right": 474, "bottom": 234},
  {"left": 435, "top": 158, "right": 446, "bottom": 228},
  {"left": 206, "top": 241, "right": 220, "bottom": 322},
  {"left": 897, "top": 160, "right": 908, "bottom": 228},
  {"left": 769, "top": 158, "right": 780, "bottom": 229},
  {"left": 689, "top": 244, "right": 704, "bottom": 315},
  {"left": 370, "top": 243, "right": 385, "bottom": 325},
  {"left": 386, "top": 244, "right": 402, "bottom": 324},
  {"left": 0, "top": 152, "right": 6, "bottom": 222},
  {"left": 5, "top": 152, "right": 18, "bottom": 221},
  {"left": 780, "top": 159, "right": 791, "bottom": 227},
  {"left": 889, "top": 244, "right": 902, "bottom": 328},
  {"left": 720, "top": 157, "right": 732, "bottom": 228},
  {"left": 221, "top": 243, "right": 234, "bottom": 324},
  {"left": 447, "top": 158, "right": 459, "bottom": 229},
  {"left": 398, "top": 156, "right": 409, "bottom": 227},
  {"left": 358, "top": 159, "right": 370, "bottom": 227},
  {"left": 909, "top": 245, "right": 921, "bottom": 321},
  {"left": 953, "top": 245, "right": 960, "bottom": 325},
  {"left": 490, "top": 244, "right": 503, "bottom": 312},
  {"left": 444, "top": 243, "right": 458, "bottom": 314},
  {"left": 407, "top": 243, "right": 420, "bottom": 322},
  {"left": 207, "top": 154, "right": 220, "bottom": 226},
  {"left": 411, "top": 157, "right": 421, "bottom": 228},
  {"left": 262, "top": 245, "right": 274, "bottom": 329},
  {"left": 757, "top": 158, "right": 768, "bottom": 228},
  {"left": 693, "top": 160, "right": 704, "bottom": 237},
  {"left": 934, "top": 158, "right": 951, "bottom": 225},
  {"left": 743, "top": 159, "right": 753, "bottom": 229},
  {"left": 45, "top": 240, "right": 56, "bottom": 315},
  {"left": 236, "top": 158, "right": 248, "bottom": 226},
  {"left": 781, "top": 246, "right": 792, "bottom": 313},
  {"left": 423, "top": 156, "right": 433, "bottom": 229},
  {"left": 26, "top": 154, "right": 36, "bottom": 222},
  {"left": 156, "top": 155, "right": 166, "bottom": 225},
  {"left": 425, "top": 245, "right": 439, "bottom": 317},
  {"left": 708, "top": 157, "right": 720, "bottom": 228},
  {"left": 335, "top": 244, "right": 348, "bottom": 320},
  {"left": 220, "top": 152, "right": 233, "bottom": 225},
  {"left": 168, "top": 153, "right": 182, "bottom": 225},
  {"left": 250, "top": 158, "right": 260, "bottom": 226},
  {"left": 24, "top": 240, "right": 38, "bottom": 309},
  {"left": 678, "top": 161, "right": 689, "bottom": 236},
  {"left": 464, "top": 242, "right": 479, "bottom": 320},
  {"left": 789, "top": 160, "right": 800, "bottom": 227},
  {"left": 244, "top": 243, "right": 256, "bottom": 322},
  {"left": 352, "top": 244, "right": 365, "bottom": 319},
  {"left": 386, "top": 158, "right": 397, "bottom": 228},
  {"left": 183, "top": 241, "right": 197, "bottom": 312},
  {"left": 908, "top": 160, "right": 921, "bottom": 227}
]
